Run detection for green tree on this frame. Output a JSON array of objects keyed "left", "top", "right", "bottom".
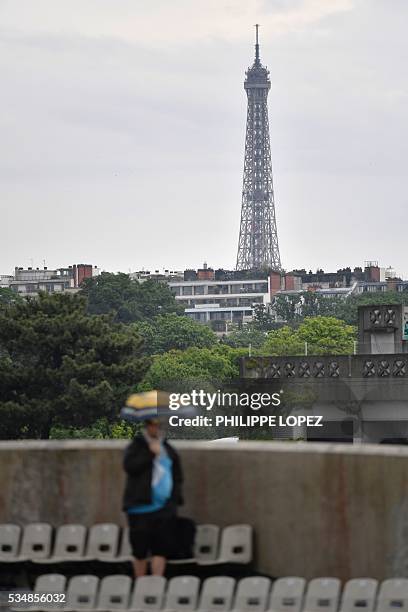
[
  {"left": 139, "top": 345, "right": 243, "bottom": 393},
  {"left": 0, "top": 293, "right": 149, "bottom": 439},
  {"left": 261, "top": 316, "right": 356, "bottom": 355},
  {"left": 135, "top": 279, "right": 184, "bottom": 319},
  {"left": 135, "top": 313, "right": 217, "bottom": 354},
  {"left": 300, "top": 292, "right": 345, "bottom": 319},
  {"left": 260, "top": 325, "right": 305, "bottom": 355},
  {"left": 0, "top": 288, "right": 22, "bottom": 307},
  {"left": 273, "top": 294, "right": 300, "bottom": 323},
  {"left": 273, "top": 292, "right": 346, "bottom": 323},
  {"left": 274, "top": 290, "right": 408, "bottom": 326},
  {"left": 296, "top": 316, "right": 356, "bottom": 354},
  {"left": 80, "top": 273, "right": 182, "bottom": 323},
  {"left": 332, "top": 291, "right": 408, "bottom": 326},
  {"left": 49, "top": 418, "right": 139, "bottom": 440},
  {"left": 222, "top": 324, "right": 266, "bottom": 349},
  {"left": 252, "top": 304, "right": 277, "bottom": 331}
]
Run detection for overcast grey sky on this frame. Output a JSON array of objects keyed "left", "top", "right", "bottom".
[{"left": 1, "top": 0, "right": 407, "bottom": 276}]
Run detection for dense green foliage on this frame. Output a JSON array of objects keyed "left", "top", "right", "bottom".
[
  {"left": 80, "top": 273, "right": 182, "bottom": 323},
  {"left": 261, "top": 316, "right": 356, "bottom": 356},
  {"left": 0, "top": 293, "right": 148, "bottom": 439},
  {"left": 222, "top": 324, "right": 266, "bottom": 349},
  {"left": 252, "top": 304, "right": 278, "bottom": 331},
  {"left": 135, "top": 313, "right": 217, "bottom": 354},
  {"left": 49, "top": 417, "right": 140, "bottom": 440},
  {"left": 139, "top": 345, "right": 244, "bottom": 393},
  {"left": 335, "top": 291, "right": 408, "bottom": 325},
  {"left": 274, "top": 291, "right": 408, "bottom": 326},
  {"left": 0, "top": 287, "right": 22, "bottom": 306}
]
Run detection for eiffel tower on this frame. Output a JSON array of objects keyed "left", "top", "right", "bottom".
[{"left": 236, "top": 25, "right": 282, "bottom": 271}]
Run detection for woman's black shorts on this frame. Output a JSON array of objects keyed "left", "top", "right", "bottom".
[{"left": 127, "top": 507, "right": 174, "bottom": 559}]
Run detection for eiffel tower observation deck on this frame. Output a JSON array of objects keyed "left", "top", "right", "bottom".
[{"left": 236, "top": 25, "right": 282, "bottom": 271}]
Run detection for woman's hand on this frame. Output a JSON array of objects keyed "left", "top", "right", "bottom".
[{"left": 149, "top": 440, "right": 161, "bottom": 455}]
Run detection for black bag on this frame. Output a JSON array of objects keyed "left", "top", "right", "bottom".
[{"left": 167, "top": 516, "right": 196, "bottom": 560}]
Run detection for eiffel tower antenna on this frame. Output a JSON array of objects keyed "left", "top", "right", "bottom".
[{"left": 255, "top": 23, "right": 260, "bottom": 64}]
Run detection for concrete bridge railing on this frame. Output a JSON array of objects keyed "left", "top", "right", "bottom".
[{"left": 241, "top": 354, "right": 408, "bottom": 380}]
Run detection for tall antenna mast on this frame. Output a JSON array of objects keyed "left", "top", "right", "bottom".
[{"left": 255, "top": 23, "right": 260, "bottom": 65}]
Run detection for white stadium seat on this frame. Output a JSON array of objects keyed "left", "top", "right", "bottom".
[
  {"left": 197, "top": 576, "right": 235, "bottom": 611},
  {"left": 64, "top": 575, "right": 99, "bottom": 611},
  {"left": 303, "top": 578, "right": 341, "bottom": 612},
  {"left": 340, "top": 579, "right": 378, "bottom": 612},
  {"left": 19, "top": 523, "right": 52, "bottom": 562},
  {"left": 195, "top": 525, "right": 220, "bottom": 563},
  {"left": 129, "top": 575, "right": 166, "bottom": 611},
  {"left": 164, "top": 575, "right": 200, "bottom": 611},
  {"left": 85, "top": 523, "right": 120, "bottom": 561},
  {"left": 0, "top": 524, "right": 21, "bottom": 562},
  {"left": 267, "top": 577, "right": 306, "bottom": 612},
  {"left": 233, "top": 576, "right": 271, "bottom": 611},
  {"left": 30, "top": 573, "right": 67, "bottom": 611},
  {"left": 96, "top": 574, "right": 132, "bottom": 611},
  {"left": 376, "top": 579, "right": 408, "bottom": 612}
]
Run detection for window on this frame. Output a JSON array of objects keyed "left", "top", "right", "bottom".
[
  {"left": 255, "top": 282, "right": 268, "bottom": 292},
  {"left": 210, "top": 311, "right": 230, "bottom": 321},
  {"left": 227, "top": 298, "right": 238, "bottom": 306},
  {"left": 239, "top": 298, "right": 251, "bottom": 306}
]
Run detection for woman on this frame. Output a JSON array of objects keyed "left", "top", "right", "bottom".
[{"left": 122, "top": 417, "right": 183, "bottom": 577}]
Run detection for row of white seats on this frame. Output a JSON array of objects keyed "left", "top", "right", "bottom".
[
  {"left": 0, "top": 523, "right": 252, "bottom": 565},
  {"left": 13, "top": 574, "right": 408, "bottom": 612}
]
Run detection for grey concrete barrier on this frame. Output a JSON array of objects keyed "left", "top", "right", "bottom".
[{"left": 0, "top": 440, "right": 408, "bottom": 580}]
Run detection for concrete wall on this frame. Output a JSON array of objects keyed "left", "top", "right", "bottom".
[
  {"left": 358, "top": 304, "right": 408, "bottom": 354},
  {"left": 239, "top": 355, "right": 408, "bottom": 442},
  {"left": 1, "top": 440, "right": 408, "bottom": 580}
]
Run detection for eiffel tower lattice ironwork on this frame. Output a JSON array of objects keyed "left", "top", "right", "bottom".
[{"left": 236, "top": 25, "right": 282, "bottom": 271}]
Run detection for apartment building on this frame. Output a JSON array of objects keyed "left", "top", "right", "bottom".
[
  {"left": 168, "top": 266, "right": 270, "bottom": 329},
  {"left": 8, "top": 264, "right": 100, "bottom": 295}
]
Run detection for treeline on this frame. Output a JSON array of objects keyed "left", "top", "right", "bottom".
[
  {"left": 273, "top": 290, "right": 408, "bottom": 326},
  {"left": 0, "top": 273, "right": 398, "bottom": 440}
]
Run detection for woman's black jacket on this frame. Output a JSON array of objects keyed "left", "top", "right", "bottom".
[{"left": 122, "top": 435, "right": 183, "bottom": 511}]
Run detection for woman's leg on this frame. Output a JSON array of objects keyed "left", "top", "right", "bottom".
[
  {"left": 150, "top": 555, "right": 166, "bottom": 576},
  {"left": 128, "top": 513, "right": 149, "bottom": 577},
  {"left": 151, "top": 508, "right": 175, "bottom": 576},
  {"left": 133, "top": 557, "right": 148, "bottom": 577}
]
